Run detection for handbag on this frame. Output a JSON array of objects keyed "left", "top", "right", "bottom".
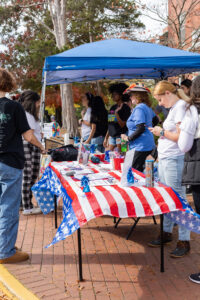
[{"left": 48, "top": 144, "right": 78, "bottom": 161}]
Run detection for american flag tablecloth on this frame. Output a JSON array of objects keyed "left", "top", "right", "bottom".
[{"left": 32, "top": 161, "right": 200, "bottom": 247}]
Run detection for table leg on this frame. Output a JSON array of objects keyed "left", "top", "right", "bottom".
[
  {"left": 152, "top": 216, "right": 157, "bottom": 225},
  {"left": 160, "top": 214, "right": 164, "bottom": 272},
  {"left": 126, "top": 217, "right": 140, "bottom": 240},
  {"left": 54, "top": 194, "right": 58, "bottom": 229},
  {"left": 114, "top": 218, "right": 121, "bottom": 228},
  {"left": 77, "top": 228, "right": 83, "bottom": 281}
]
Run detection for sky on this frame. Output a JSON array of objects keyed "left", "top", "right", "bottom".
[{"left": 137, "top": 0, "right": 167, "bottom": 40}]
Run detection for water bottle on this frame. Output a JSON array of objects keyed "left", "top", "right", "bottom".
[
  {"left": 74, "top": 136, "right": 79, "bottom": 147},
  {"left": 121, "top": 139, "right": 127, "bottom": 152}
]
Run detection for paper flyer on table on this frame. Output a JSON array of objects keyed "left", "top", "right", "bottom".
[{"left": 74, "top": 173, "right": 112, "bottom": 181}]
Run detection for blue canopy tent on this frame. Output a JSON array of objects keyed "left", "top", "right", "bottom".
[
  {"left": 41, "top": 38, "right": 200, "bottom": 125},
  {"left": 43, "top": 38, "right": 200, "bottom": 85}
]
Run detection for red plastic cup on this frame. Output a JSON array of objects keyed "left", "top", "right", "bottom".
[{"left": 113, "top": 158, "right": 124, "bottom": 170}]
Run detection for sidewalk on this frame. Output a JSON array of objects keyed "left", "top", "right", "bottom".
[{"left": 2, "top": 196, "right": 200, "bottom": 300}]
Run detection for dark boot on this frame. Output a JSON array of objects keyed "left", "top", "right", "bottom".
[
  {"left": 170, "top": 241, "right": 190, "bottom": 258},
  {"left": 148, "top": 232, "right": 172, "bottom": 247}
]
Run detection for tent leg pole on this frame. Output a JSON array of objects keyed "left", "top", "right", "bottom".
[{"left": 40, "top": 71, "right": 47, "bottom": 131}]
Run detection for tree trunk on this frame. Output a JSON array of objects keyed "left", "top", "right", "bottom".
[
  {"left": 49, "top": 0, "right": 78, "bottom": 136},
  {"left": 60, "top": 84, "right": 78, "bottom": 136}
]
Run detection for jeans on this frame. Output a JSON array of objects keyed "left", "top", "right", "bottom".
[
  {"left": 0, "top": 162, "right": 23, "bottom": 259},
  {"left": 83, "top": 134, "right": 90, "bottom": 142},
  {"left": 109, "top": 136, "right": 121, "bottom": 145},
  {"left": 159, "top": 156, "right": 190, "bottom": 241},
  {"left": 91, "top": 136, "right": 105, "bottom": 153}
]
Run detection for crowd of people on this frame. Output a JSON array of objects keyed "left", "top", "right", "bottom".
[
  {"left": 1, "top": 66, "right": 200, "bottom": 284},
  {"left": 79, "top": 76, "right": 200, "bottom": 283}
]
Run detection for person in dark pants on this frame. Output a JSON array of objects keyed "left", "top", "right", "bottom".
[
  {"left": 181, "top": 75, "right": 200, "bottom": 215},
  {"left": 178, "top": 75, "right": 200, "bottom": 284},
  {"left": 121, "top": 84, "right": 159, "bottom": 172},
  {"left": 19, "top": 91, "right": 45, "bottom": 215}
]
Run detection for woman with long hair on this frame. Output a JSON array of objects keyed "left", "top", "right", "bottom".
[
  {"left": 178, "top": 75, "right": 200, "bottom": 283},
  {"left": 103, "top": 83, "right": 131, "bottom": 152},
  {"left": 181, "top": 76, "right": 200, "bottom": 216},
  {"left": 19, "top": 90, "right": 44, "bottom": 215},
  {"left": 79, "top": 92, "right": 93, "bottom": 142},
  {"left": 148, "top": 80, "right": 191, "bottom": 258},
  {"left": 84, "top": 96, "right": 108, "bottom": 152},
  {"left": 121, "top": 84, "right": 159, "bottom": 172}
]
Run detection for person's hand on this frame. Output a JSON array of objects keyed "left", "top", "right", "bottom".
[
  {"left": 81, "top": 109, "right": 86, "bottom": 118},
  {"left": 115, "top": 103, "right": 123, "bottom": 113},
  {"left": 84, "top": 139, "right": 90, "bottom": 144},
  {"left": 121, "top": 134, "right": 128, "bottom": 142},
  {"left": 103, "top": 138, "right": 109, "bottom": 148},
  {"left": 78, "top": 118, "right": 83, "bottom": 125},
  {"left": 148, "top": 126, "right": 163, "bottom": 136},
  {"left": 40, "top": 146, "right": 47, "bottom": 154}
]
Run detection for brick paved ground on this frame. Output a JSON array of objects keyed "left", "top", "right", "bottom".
[{"left": 4, "top": 196, "right": 200, "bottom": 300}]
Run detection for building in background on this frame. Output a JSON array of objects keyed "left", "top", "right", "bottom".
[{"left": 159, "top": 0, "right": 200, "bottom": 80}]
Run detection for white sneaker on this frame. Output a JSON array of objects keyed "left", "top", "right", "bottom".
[{"left": 23, "top": 207, "right": 42, "bottom": 215}]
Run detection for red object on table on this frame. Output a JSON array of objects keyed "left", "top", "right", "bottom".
[
  {"left": 113, "top": 157, "right": 124, "bottom": 170},
  {"left": 94, "top": 153, "right": 105, "bottom": 162}
]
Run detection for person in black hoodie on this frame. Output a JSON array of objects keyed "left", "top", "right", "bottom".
[
  {"left": 84, "top": 96, "right": 108, "bottom": 152},
  {"left": 179, "top": 75, "right": 200, "bottom": 284},
  {"left": 182, "top": 76, "right": 200, "bottom": 214},
  {"left": 103, "top": 83, "right": 131, "bottom": 152}
]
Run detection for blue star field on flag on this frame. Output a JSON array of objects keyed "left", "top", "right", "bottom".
[
  {"left": 166, "top": 189, "right": 200, "bottom": 234},
  {"left": 32, "top": 167, "right": 79, "bottom": 247}
]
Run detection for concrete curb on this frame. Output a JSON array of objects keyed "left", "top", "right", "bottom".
[{"left": 0, "top": 265, "right": 39, "bottom": 300}]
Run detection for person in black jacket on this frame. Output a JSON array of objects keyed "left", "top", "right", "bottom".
[
  {"left": 180, "top": 75, "right": 200, "bottom": 284},
  {"left": 182, "top": 75, "right": 200, "bottom": 215}
]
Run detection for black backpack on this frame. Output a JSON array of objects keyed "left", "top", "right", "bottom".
[{"left": 48, "top": 145, "right": 78, "bottom": 161}]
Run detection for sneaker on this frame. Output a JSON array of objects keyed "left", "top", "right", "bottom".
[
  {"left": 0, "top": 250, "right": 29, "bottom": 264},
  {"left": 23, "top": 207, "right": 42, "bottom": 215},
  {"left": 189, "top": 272, "right": 200, "bottom": 284},
  {"left": 148, "top": 232, "right": 172, "bottom": 247},
  {"left": 170, "top": 241, "right": 190, "bottom": 258},
  {"left": 186, "top": 185, "right": 192, "bottom": 195}
]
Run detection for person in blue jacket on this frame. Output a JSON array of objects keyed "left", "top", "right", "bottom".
[{"left": 121, "top": 84, "right": 159, "bottom": 172}]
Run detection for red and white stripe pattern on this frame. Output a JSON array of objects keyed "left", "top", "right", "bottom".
[{"left": 50, "top": 162, "right": 184, "bottom": 226}]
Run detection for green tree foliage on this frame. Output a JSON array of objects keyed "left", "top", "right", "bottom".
[
  {"left": 0, "top": 0, "right": 144, "bottom": 91},
  {"left": 65, "top": 0, "right": 143, "bottom": 45}
]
